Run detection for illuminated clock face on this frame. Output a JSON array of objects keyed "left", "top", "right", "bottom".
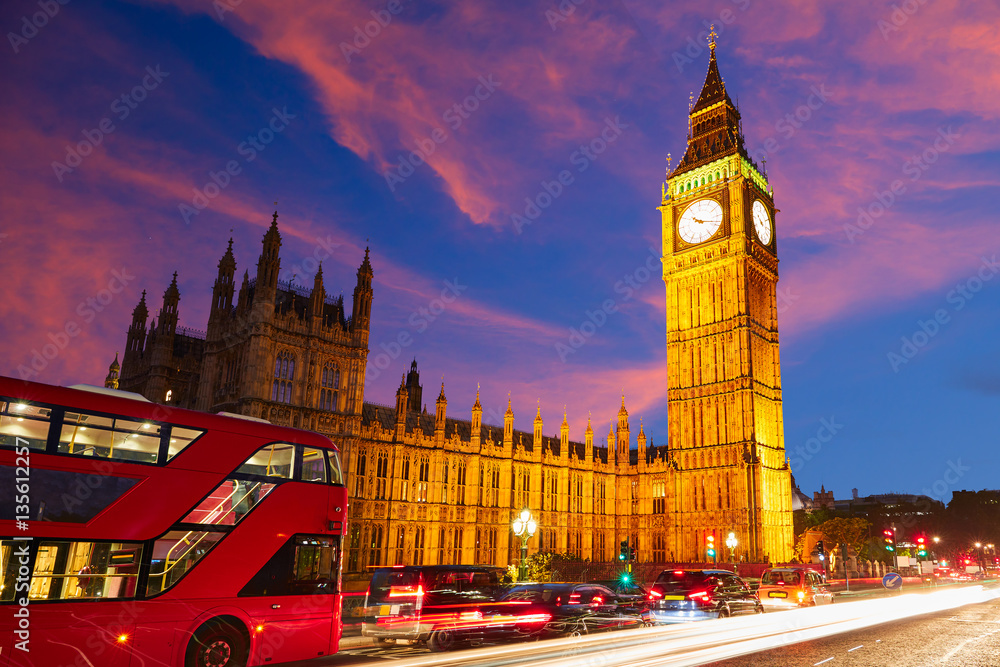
[
  {"left": 678, "top": 199, "right": 724, "bottom": 244},
  {"left": 752, "top": 200, "right": 772, "bottom": 245}
]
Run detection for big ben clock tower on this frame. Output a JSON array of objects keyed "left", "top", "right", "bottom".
[{"left": 659, "top": 30, "right": 794, "bottom": 563}]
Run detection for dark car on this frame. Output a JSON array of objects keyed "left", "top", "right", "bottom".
[
  {"left": 490, "top": 582, "right": 645, "bottom": 640},
  {"left": 587, "top": 578, "right": 649, "bottom": 612},
  {"left": 644, "top": 569, "right": 762, "bottom": 624},
  {"left": 362, "top": 565, "right": 507, "bottom": 651}
]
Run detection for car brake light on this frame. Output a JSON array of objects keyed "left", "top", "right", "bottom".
[
  {"left": 674, "top": 570, "right": 685, "bottom": 575},
  {"left": 648, "top": 591, "right": 662, "bottom": 600},
  {"left": 688, "top": 590, "right": 712, "bottom": 601},
  {"left": 797, "top": 591, "right": 805, "bottom": 600},
  {"left": 517, "top": 613, "right": 552, "bottom": 625},
  {"left": 388, "top": 584, "right": 424, "bottom": 598}
]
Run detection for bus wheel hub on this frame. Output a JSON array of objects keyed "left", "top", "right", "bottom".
[{"left": 203, "top": 640, "right": 231, "bottom": 666}]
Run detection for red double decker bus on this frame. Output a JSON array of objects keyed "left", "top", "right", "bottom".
[{"left": 0, "top": 376, "right": 348, "bottom": 667}]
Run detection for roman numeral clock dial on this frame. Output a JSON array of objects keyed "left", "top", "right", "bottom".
[
  {"left": 752, "top": 199, "right": 772, "bottom": 245},
  {"left": 677, "top": 198, "right": 723, "bottom": 244}
]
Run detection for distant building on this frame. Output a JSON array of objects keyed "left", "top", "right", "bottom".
[{"left": 813, "top": 485, "right": 835, "bottom": 510}]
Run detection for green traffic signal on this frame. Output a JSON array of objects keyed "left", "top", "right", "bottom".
[
  {"left": 707, "top": 548, "right": 716, "bottom": 557},
  {"left": 620, "top": 573, "right": 631, "bottom": 583}
]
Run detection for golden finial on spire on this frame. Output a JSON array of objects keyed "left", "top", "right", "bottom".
[
  {"left": 708, "top": 24, "right": 718, "bottom": 51},
  {"left": 689, "top": 91, "right": 694, "bottom": 111}
]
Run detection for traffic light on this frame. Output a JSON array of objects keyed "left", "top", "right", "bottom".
[
  {"left": 706, "top": 535, "right": 716, "bottom": 560},
  {"left": 816, "top": 540, "right": 825, "bottom": 561},
  {"left": 620, "top": 571, "right": 631, "bottom": 584},
  {"left": 883, "top": 529, "right": 896, "bottom": 552},
  {"left": 630, "top": 546, "right": 637, "bottom": 562},
  {"left": 916, "top": 537, "right": 927, "bottom": 558},
  {"left": 619, "top": 540, "right": 629, "bottom": 561}
]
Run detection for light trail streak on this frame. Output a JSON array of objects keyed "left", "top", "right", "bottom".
[{"left": 370, "top": 585, "right": 1000, "bottom": 667}]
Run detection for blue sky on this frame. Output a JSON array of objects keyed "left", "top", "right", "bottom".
[{"left": 1, "top": 0, "right": 998, "bottom": 501}]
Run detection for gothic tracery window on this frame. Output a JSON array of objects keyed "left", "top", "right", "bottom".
[
  {"left": 271, "top": 351, "right": 295, "bottom": 403},
  {"left": 319, "top": 363, "right": 340, "bottom": 411}
]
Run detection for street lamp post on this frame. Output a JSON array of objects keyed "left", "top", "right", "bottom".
[
  {"left": 725, "top": 532, "right": 738, "bottom": 568},
  {"left": 512, "top": 509, "right": 537, "bottom": 582},
  {"left": 975, "top": 542, "right": 983, "bottom": 571}
]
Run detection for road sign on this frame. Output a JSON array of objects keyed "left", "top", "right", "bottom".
[{"left": 882, "top": 572, "right": 903, "bottom": 590}]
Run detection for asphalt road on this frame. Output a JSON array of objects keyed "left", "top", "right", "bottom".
[
  {"left": 707, "top": 595, "right": 1000, "bottom": 667},
  {"left": 280, "top": 588, "right": 1000, "bottom": 667}
]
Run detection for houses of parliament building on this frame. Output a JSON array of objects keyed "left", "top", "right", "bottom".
[{"left": 113, "top": 42, "right": 794, "bottom": 577}]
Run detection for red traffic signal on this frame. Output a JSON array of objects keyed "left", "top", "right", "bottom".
[{"left": 916, "top": 537, "right": 925, "bottom": 544}]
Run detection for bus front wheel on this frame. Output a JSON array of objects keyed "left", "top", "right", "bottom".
[{"left": 186, "top": 618, "right": 249, "bottom": 667}]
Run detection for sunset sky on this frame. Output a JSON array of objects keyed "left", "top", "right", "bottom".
[{"left": 2, "top": 0, "right": 998, "bottom": 501}]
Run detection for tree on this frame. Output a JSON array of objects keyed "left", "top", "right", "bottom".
[{"left": 813, "top": 517, "right": 872, "bottom": 566}]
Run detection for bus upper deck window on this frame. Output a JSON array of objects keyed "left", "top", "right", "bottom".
[
  {"left": 237, "top": 443, "right": 294, "bottom": 478},
  {"left": 327, "top": 450, "right": 344, "bottom": 486},
  {"left": 300, "top": 447, "right": 327, "bottom": 483},
  {"left": 0, "top": 400, "right": 51, "bottom": 451},
  {"left": 167, "top": 427, "right": 204, "bottom": 462},
  {"left": 60, "top": 412, "right": 159, "bottom": 463}
]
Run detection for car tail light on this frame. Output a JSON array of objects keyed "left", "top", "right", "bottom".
[
  {"left": 388, "top": 584, "right": 424, "bottom": 598},
  {"left": 797, "top": 591, "right": 805, "bottom": 601},
  {"left": 517, "top": 613, "right": 552, "bottom": 625},
  {"left": 688, "top": 590, "right": 712, "bottom": 602},
  {"left": 648, "top": 591, "right": 662, "bottom": 600}
]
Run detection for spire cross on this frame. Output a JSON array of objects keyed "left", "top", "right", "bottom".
[{"left": 708, "top": 24, "right": 718, "bottom": 50}]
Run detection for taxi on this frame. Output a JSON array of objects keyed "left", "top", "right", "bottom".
[{"left": 757, "top": 567, "right": 833, "bottom": 609}]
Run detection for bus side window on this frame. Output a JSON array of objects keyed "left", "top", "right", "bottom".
[
  {"left": 326, "top": 450, "right": 345, "bottom": 485},
  {"left": 30, "top": 541, "right": 142, "bottom": 600},
  {"left": 239, "top": 535, "right": 339, "bottom": 597},
  {"left": 299, "top": 447, "right": 327, "bottom": 483},
  {"left": 236, "top": 443, "right": 294, "bottom": 478}
]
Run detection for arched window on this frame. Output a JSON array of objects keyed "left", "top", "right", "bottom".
[
  {"left": 375, "top": 452, "right": 389, "bottom": 499},
  {"left": 271, "top": 351, "right": 295, "bottom": 403},
  {"left": 319, "top": 363, "right": 340, "bottom": 412},
  {"left": 355, "top": 454, "right": 366, "bottom": 497}
]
